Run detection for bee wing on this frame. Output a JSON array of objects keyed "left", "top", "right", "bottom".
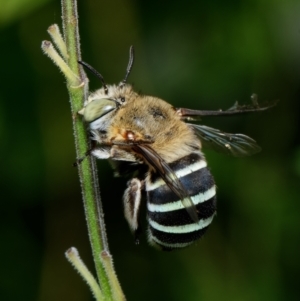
[
  {"left": 132, "top": 144, "right": 199, "bottom": 223},
  {"left": 190, "top": 124, "right": 261, "bottom": 157},
  {"left": 177, "top": 98, "right": 278, "bottom": 120}
]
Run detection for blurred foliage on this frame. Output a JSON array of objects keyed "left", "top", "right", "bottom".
[
  {"left": 0, "top": 0, "right": 51, "bottom": 27},
  {"left": 0, "top": 0, "right": 299, "bottom": 301}
]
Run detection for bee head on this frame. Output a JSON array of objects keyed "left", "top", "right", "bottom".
[{"left": 78, "top": 46, "right": 135, "bottom": 125}]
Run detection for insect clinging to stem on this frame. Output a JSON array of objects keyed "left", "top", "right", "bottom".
[{"left": 78, "top": 46, "right": 276, "bottom": 251}]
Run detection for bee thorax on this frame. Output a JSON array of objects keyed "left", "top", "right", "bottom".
[{"left": 109, "top": 128, "right": 152, "bottom": 144}]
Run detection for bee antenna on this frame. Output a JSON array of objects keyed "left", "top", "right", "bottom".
[
  {"left": 120, "top": 46, "right": 134, "bottom": 87},
  {"left": 78, "top": 61, "right": 109, "bottom": 94}
]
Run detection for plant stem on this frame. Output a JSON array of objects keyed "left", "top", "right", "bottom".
[
  {"left": 47, "top": 24, "right": 69, "bottom": 61},
  {"left": 101, "top": 251, "right": 126, "bottom": 301},
  {"left": 66, "top": 248, "right": 104, "bottom": 301},
  {"left": 60, "top": 0, "right": 112, "bottom": 298},
  {"left": 42, "top": 1, "right": 127, "bottom": 299}
]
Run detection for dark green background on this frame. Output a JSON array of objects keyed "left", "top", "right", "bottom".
[{"left": 1, "top": 0, "right": 299, "bottom": 300}]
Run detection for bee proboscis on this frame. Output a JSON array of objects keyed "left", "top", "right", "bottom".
[{"left": 78, "top": 46, "right": 275, "bottom": 251}]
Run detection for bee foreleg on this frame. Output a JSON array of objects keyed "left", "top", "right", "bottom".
[
  {"left": 73, "top": 140, "right": 99, "bottom": 167},
  {"left": 73, "top": 148, "right": 95, "bottom": 167},
  {"left": 90, "top": 146, "right": 111, "bottom": 159},
  {"left": 123, "top": 178, "right": 143, "bottom": 244},
  {"left": 110, "top": 146, "right": 140, "bottom": 162}
]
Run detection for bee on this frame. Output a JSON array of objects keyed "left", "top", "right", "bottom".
[{"left": 78, "top": 46, "right": 274, "bottom": 251}]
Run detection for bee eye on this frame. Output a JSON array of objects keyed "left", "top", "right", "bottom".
[
  {"left": 120, "top": 97, "right": 125, "bottom": 103},
  {"left": 83, "top": 99, "right": 117, "bottom": 122}
]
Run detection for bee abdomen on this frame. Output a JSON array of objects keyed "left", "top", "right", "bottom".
[{"left": 146, "top": 152, "right": 216, "bottom": 250}]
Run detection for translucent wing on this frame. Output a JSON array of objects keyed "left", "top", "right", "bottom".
[
  {"left": 191, "top": 124, "right": 261, "bottom": 157},
  {"left": 132, "top": 144, "right": 199, "bottom": 223}
]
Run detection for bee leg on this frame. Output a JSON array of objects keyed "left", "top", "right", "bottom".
[
  {"left": 73, "top": 141, "right": 100, "bottom": 166},
  {"left": 73, "top": 149, "right": 94, "bottom": 167},
  {"left": 90, "top": 146, "right": 111, "bottom": 159},
  {"left": 123, "top": 178, "right": 143, "bottom": 244}
]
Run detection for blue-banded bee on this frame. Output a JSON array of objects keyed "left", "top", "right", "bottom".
[{"left": 78, "top": 47, "right": 274, "bottom": 251}]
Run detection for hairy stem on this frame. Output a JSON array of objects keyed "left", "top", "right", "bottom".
[
  {"left": 66, "top": 248, "right": 104, "bottom": 301},
  {"left": 42, "top": 1, "right": 127, "bottom": 299},
  {"left": 60, "top": 0, "right": 112, "bottom": 298}
]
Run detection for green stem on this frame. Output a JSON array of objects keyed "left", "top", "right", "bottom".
[
  {"left": 42, "top": 1, "right": 127, "bottom": 299},
  {"left": 66, "top": 248, "right": 104, "bottom": 301},
  {"left": 101, "top": 251, "right": 126, "bottom": 301},
  {"left": 60, "top": 0, "right": 112, "bottom": 299},
  {"left": 47, "top": 24, "right": 69, "bottom": 61}
]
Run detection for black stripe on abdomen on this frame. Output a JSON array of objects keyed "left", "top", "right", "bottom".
[
  {"left": 146, "top": 151, "right": 217, "bottom": 250},
  {"left": 149, "top": 226, "right": 209, "bottom": 251},
  {"left": 148, "top": 196, "right": 216, "bottom": 226}
]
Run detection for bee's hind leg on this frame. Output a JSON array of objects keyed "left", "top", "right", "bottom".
[{"left": 123, "top": 178, "right": 144, "bottom": 244}]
